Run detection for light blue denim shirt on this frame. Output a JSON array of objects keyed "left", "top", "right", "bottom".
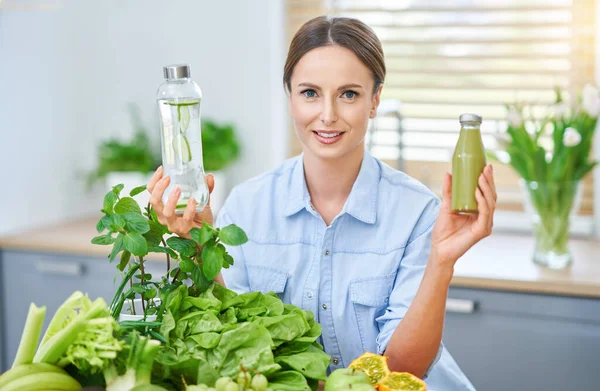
[{"left": 216, "top": 150, "right": 476, "bottom": 391}]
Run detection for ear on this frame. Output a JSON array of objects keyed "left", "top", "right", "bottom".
[{"left": 369, "top": 84, "right": 383, "bottom": 119}]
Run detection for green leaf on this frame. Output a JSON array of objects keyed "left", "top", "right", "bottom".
[
  {"left": 148, "top": 245, "right": 178, "bottom": 259},
  {"left": 123, "top": 232, "right": 148, "bottom": 256},
  {"left": 118, "top": 250, "right": 131, "bottom": 271},
  {"left": 190, "top": 223, "right": 214, "bottom": 245},
  {"left": 96, "top": 215, "right": 110, "bottom": 233},
  {"left": 179, "top": 257, "right": 195, "bottom": 273},
  {"left": 275, "top": 350, "right": 332, "bottom": 381},
  {"left": 103, "top": 191, "right": 118, "bottom": 214},
  {"left": 149, "top": 207, "right": 159, "bottom": 222},
  {"left": 115, "top": 197, "right": 142, "bottom": 215},
  {"left": 109, "top": 233, "right": 125, "bottom": 262},
  {"left": 123, "top": 212, "right": 150, "bottom": 234},
  {"left": 91, "top": 234, "right": 115, "bottom": 245},
  {"left": 166, "top": 237, "right": 197, "bottom": 257},
  {"left": 201, "top": 243, "right": 223, "bottom": 281},
  {"left": 224, "top": 253, "right": 234, "bottom": 266},
  {"left": 112, "top": 183, "right": 125, "bottom": 195},
  {"left": 191, "top": 264, "right": 211, "bottom": 292},
  {"left": 218, "top": 224, "right": 248, "bottom": 246},
  {"left": 134, "top": 273, "right": 153, "bottom": 280},
  {"left": 143, "top": 288, "right": 157, "bottom": 300},
  {"left": 267, "top": 371, "right": 311, "bottom": 391},
  {"left": 144, "top": 220, "right": 166, "bottom": 246},
  {"left": 109, "top": 214, "right": 126, "bottom": 232},
  {"left": 130, "top": 185, "right": 147, "bottom": 197}
]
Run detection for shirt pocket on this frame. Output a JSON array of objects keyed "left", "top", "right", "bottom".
[
  {"left": 247, "top": 264, "right": 289, "bottom": 299},
  {"left": 349, "top": 274, "right": 396, "bottom": 352}
]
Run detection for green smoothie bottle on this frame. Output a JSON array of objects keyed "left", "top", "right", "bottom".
[{"left": 452, "top": 113, "right": 486, "bottom": 215}]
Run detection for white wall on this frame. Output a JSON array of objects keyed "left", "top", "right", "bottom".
[{"left": 0, "top": 0, "right": 288, "bottom": 235}]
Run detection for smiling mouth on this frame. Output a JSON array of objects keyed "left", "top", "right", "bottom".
[{"left": 312, "top": 131, "right": 345, "bottom": 138}]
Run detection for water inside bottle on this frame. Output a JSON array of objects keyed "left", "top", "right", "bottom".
[{"left": 157, "top": 98, "right": 208, "bottom": 213}]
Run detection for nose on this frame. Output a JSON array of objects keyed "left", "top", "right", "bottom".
[{"left": 320, "top": 98, "right": 338, "bottom": 126}]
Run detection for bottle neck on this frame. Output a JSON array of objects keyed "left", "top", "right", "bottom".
[
  {"left": 166, "top": 77, "right": 190, "bottom": 83},
  {"left": 461, "top": 122, "right": 481, "bottom": 131}
]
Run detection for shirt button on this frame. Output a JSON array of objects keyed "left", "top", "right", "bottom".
[
  {"left": 322, "top": 303, "right": 328, "bottom": 310},
  {"left": 332, "top": 358, "right": 339, "bottom": 365},
  {"left": 324, "top": 250, "right": 330, "bottom": 256},
  {"left": 307, "top": 291, "right": 313, "bottom": 298}
]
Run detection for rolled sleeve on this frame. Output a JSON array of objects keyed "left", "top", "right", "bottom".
[
  {"left": 215, "top": 205, "right": 251, "bottom": 294},
  {"left": 375, "top": 200, "right": 443, "bottom": 379}
]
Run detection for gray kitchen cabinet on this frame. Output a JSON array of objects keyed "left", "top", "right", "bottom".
[
  {"left": 443, "top": 287, "right": 600, "bottom": 390},
  {"left": 0, "top": 250, "right": 120, "bottom": 371}
]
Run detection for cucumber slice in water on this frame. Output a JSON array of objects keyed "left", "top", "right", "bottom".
[
  {"left": 172, "top": 133, "right": 192, "bottom": 163},
  {"left": 178, "top": 105, "right": 190, "bottom": 133}
]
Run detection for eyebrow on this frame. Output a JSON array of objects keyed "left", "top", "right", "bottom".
[{"left": 297, "top": 82, "right": 364, "bottom": 90}]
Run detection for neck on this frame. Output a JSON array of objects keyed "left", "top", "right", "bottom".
[{"left": 303, "top": 145, "right": 365, "bottom": 207}]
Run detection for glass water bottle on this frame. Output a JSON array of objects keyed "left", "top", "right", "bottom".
[
  {"left": 156, "top": 64, "right": 209, "bottom": 214},
  {"left": 452, "top": 113, "right": 486, "bottom": 215}
]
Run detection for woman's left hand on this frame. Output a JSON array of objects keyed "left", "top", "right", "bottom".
[{"left": 430, "top": 164, "right": 497, "bottom": 269}]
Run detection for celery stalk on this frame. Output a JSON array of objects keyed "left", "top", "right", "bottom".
[
  {"left": 39, "top": 291, "right": 86, "bottom": 345},
  {"left": 0, "top": 371, "right": 81, "bottom": 391},
  {"left": 33, "top": 298, "right": 109, "bottom": 365},
  {"left": 11, "top": 303, "right": 46, "bottom": 367}
]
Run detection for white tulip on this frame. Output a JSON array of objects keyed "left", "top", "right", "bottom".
[
  {"left": 507, "top": 107, "right": 523, "bottom": 127},
  {"left": 582, "top": 84, "right": 600, "bottom": 117},
  {"left": 550, "top": 102, "right": 569, "bottom": 118},
  {"left": 563, "top": 127, "right": 582, "bottom": 147}
]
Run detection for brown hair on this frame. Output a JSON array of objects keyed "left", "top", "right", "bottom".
[{"left": 283, "top": 16, "right": 386, "bottom": 94}]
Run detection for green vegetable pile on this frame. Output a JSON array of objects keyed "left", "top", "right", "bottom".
[
  {"left": 154, "top": 283, "right": 331, "bottom": 390},
  {"left": 0, "top": 183, "right": 332, "bottom": 391}
]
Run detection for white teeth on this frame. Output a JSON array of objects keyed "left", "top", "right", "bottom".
[{"left": 317, "top": 132, "right": 341, "bottom": 138}]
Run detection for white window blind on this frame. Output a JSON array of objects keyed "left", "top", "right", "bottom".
[{"left": 287, "top": 0, "right": 596, "bottom": 216}]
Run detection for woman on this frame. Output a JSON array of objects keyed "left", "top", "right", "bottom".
[{"left": 148, "top": 16, "right": 495, "bottom": 391}]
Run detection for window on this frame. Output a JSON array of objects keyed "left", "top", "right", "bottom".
[{"left": 287, "top": 0, "right": 596, "bottom": 233}]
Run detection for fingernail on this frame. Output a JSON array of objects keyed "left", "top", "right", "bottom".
[
  {"left": 174, "top": 186, "right": 180, "bottom": 194},
  {"left": 190, "top": 197, "right": 196, "bottom": 204},
  {"left": 158, "top": 165, "right": 163, "bottom": 171}
]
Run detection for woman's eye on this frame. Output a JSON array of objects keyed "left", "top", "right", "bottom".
[
  {"left": 342, "top": 90, "right": 357, "bottom": 99},
  {"left": 301, "top": 89, "right": 317, "bottom": 98}
]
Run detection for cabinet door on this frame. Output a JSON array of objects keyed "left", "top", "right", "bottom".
[
  {"left": 443, "top": 287, "right": 600, "bottom": 390},
  {"left": 0, "top": 250, "right": 118, "bottom": 371}
]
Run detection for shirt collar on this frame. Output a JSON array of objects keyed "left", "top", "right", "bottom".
[
  {"left": 283, "top": 150, "right": 380, "bottom": 225},
  {"left": 342, "top": 150, "right": 380, "bottom": 224},
  {"left": 283, "top": 155, "right": 310, "bottom": 217}
]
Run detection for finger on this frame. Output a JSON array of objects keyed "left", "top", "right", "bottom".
[
  {"left": 147, "top": 166, "right": 163, "bottom": 194},
  {"left": 484, "top": 164, "right": 497, "bottom": 202},
  {"left": 442, "top": 172, "right": 452, "bottom": 208},
  {"left": 478, "top": 170, "right": 496, "bottom": 212},
  {"left": 181, "top": 197, "right": 197, "bottom": 231},
  {"left": 163, "top": 186, "right": 181, "bottom": 220},
  {"left": 475, "top": 187, "right": 492, "bottom": 236},
  {"left": 207, "top": 174, "right": 215, "bottom": 195},
  {"left": 149, "top": 175, "right": 170, "bottom": 213},
  {"left": 206, "top": 174, "right": 215, "bottom": 207}
]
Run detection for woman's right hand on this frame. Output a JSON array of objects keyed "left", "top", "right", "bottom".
[{"left": 147, "top": 166, "right": 216, "bottom": 239}]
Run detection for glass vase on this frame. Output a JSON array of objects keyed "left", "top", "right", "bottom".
[{"left": 521, "top": 180, "right": 582, "bottom": 270}]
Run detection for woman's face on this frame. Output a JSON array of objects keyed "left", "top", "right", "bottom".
[{"left": 288, "top": 45, "right": 381, "bottom": 161}]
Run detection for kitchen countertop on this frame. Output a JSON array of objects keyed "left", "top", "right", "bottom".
[{"left": 1, "top": 216, "right": 599, "bottom": 298}]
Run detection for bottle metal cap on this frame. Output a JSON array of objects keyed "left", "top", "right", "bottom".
[
  {"left": 163, "top": 64, "right": 191, "bottom": 79},
  {"left": 459, "top": 113, "right": 482, "bottom": 124}
]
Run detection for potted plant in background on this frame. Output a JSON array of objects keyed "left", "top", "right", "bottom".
[
  {"left": 201, "top": 119, "right": 241, "bottom": 214},
  {"left": 490, "top": 85, "right": 599, "bottom": 270},
  {"left": 87, "top": 105, "right": 161, "bottom": 208}
]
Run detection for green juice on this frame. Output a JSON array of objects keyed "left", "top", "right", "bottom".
[{"left": 452, "top": 113, "right": 486, "bottom": 215}]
